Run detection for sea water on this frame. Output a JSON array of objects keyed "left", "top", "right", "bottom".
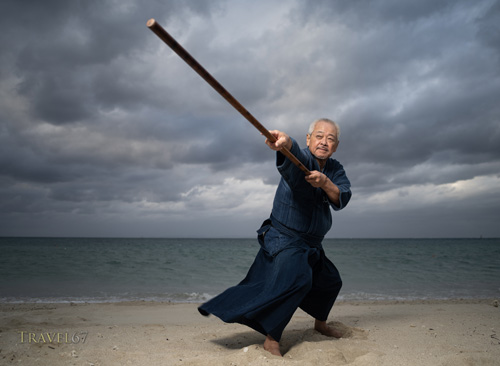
[{"left": 1, "top": 237, "right": 499, "bottom": 303}]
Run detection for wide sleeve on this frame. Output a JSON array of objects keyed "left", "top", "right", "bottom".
[
  {"left": 328, "top": 161, "right": 352, "bottom": 211},
  {"left": 275, "top": 138, "right": 312, "bottom": 189}
]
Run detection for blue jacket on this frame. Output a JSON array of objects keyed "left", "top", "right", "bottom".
[{"left": 271, "top": 138, "right": 352, "bottom": 238}]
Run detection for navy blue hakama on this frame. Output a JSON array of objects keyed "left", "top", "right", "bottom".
[{"left": 198, "top": 219, "right": 342, "bottom": 342}]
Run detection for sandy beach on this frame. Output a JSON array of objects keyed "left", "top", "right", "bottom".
[{"left": 1, "top": 299, "right": 499, "bottom": 366}]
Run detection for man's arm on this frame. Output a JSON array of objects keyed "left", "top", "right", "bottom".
[
  {"left": 265, "top": 130, "right": 292, "bottom": 151},
  {"left": 305, "top": 171, "right": 340, "bottom": 207}
]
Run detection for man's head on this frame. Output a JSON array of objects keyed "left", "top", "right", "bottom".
[{"left": 306, "top": 118, "right": 340, "bottom": 161}]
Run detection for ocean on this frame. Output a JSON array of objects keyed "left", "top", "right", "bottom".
[{"left": 1, "top": 237, "right": 499, "bottom": 303}]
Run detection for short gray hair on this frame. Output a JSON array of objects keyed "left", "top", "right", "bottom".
[{"left": 308, "top": 118, "right": 340, "bottom": 139}]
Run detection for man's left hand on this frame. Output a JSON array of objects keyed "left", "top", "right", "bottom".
[
  {"left": 305, "top": 170, "right": 327, "bottom": 188},
  {"left": 305, "top": 170, "right": 341, "bottom": 206}
]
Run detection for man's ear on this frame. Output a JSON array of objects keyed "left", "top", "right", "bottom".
[
  {"left": 306, "top": 134, "right": 311, "bottom": 147},
  {"left": 333, "top": 140, "right": 340, "bottom": 152}
]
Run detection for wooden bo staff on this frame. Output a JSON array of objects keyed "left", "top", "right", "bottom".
[{"left": 146, "top": 19, "right": 310, "bottom": 175}]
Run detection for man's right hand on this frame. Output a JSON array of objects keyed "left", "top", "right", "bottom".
[{"left": 265, "top": 130, "right": 292, "bottom": 151}]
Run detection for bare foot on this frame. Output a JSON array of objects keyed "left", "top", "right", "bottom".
[
  {"left": 314, "top": 319, "right": 343, "bottom": 338},
  {"left": 263, "top": 335, "right": 282, "bottom": 357}
]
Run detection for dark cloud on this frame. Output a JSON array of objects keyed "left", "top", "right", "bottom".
[
  {"left": 476, "top": 0, "right": 500, "bottom": 56},
  {"left": 290, "top": 0, "right": 500, "bottom": 195},
  {"left": 0, "top": 0, "right": 499, "bottom": 237},
  {"left": 293, "top": 0, "right": 459, "bottom": 27},
  {"left": 1, "top": 0, "right": 225, "bottom": 124}
]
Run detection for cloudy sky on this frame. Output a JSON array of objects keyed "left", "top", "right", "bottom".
[{"left": 1, "top": 0, "right": 499, "bottom": 238}]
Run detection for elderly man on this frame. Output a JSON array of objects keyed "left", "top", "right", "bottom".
[{"left": 199, "top": 118, "right": 352, "bottom": 356}]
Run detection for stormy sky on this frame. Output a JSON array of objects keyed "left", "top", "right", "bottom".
[{"left": 1, "top": 0, "right": 499, "bottom": 238}]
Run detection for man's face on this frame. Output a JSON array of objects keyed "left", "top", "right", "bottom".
[{"left": 306, "top": 121, "right": 339, "bottom": 160}]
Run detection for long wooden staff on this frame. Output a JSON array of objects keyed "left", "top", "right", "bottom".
[{"left": 146, "top": 19, "right": 310, "bottom": 175}]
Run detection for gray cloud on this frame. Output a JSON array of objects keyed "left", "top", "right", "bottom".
[{"left": 1, "top": 0, "right": 499, "bottom": 238}]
